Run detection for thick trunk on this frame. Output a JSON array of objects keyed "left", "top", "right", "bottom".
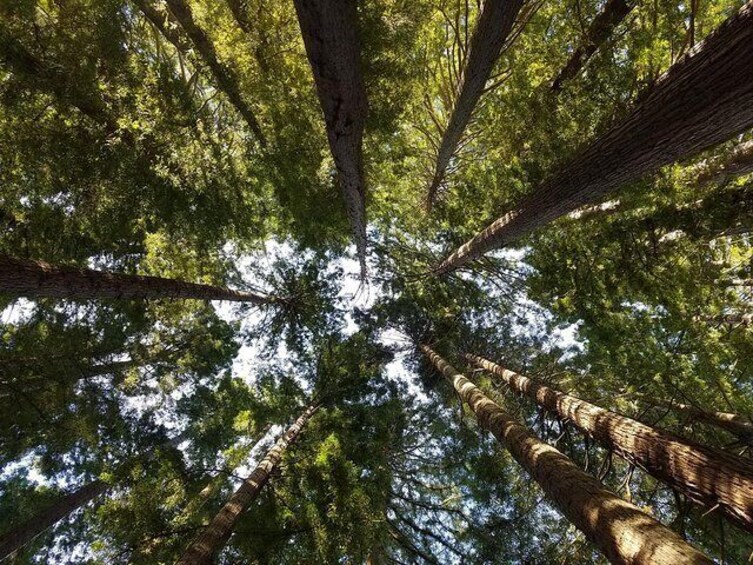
[
  {"left": 466, "top": 353, "right": 753, "bottom": 533},
  {"left": 436, "top": 2, "right": 753, "bottom": 274},
  {"left": 421, "top": 346, "right": 711, "bottom": 564},
  {"left": 669, "top": 402, "right": 753, "bottom": 446},
  {"left": 293, "top": 0, "right": 368, "bottom": 276},
  {"left": 426, "top": 0, "right": 524, "bottom": 209},
  {"left": 0, "top": 480, "right": 108, "bottom": 560},
  {"left": 149, "top": 0, "right": 267, "bottom": 146},
  {"left": 177, "top": 404, "right": 318, "bottom": 565},
  {"left": 0, "top": 255, "right": 275, "bottom": 304},
  {"left": 695, "top": 139, "right": 753, "bottom": 185},
  {"left": 550, "top": 0, "right": 635, "bottom": 93}
]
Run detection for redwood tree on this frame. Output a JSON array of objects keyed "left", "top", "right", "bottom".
[
  {"left": 0, "top": 255, "right": 276, "bottom": 304},
  {"left": 435, "top": 2, "right": 753, "bottom": 274},
  {"left": 421, "top": 345, "right": 711, "bottom": 564}
]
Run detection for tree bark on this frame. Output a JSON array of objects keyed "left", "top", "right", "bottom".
[
  {"left": 177, "top": 403, "right": 318, "bottom": 565},
  {"left": 292, "top": 0, "right": 368, "bottom": 276},
  {"left": 435, "top": 2, "right": 753, "bottom": 274},
  {"left": 466, "top": 353, "right": 753, "bottom": 533},
  {"left": 550, "top": 0, "right": 635, "bottom": 93},
  {"left": 421, "top": 346, "right": 711, "bottom": 564},
  {"left": 138, "top": 0, "right": 267, "bottom": 146},
  {"left": 0, "top": 255, "right": 275, "bottom": 304},
  {"left": 0, "top": 480, "right": 108, "bottom": 561},
  {"left": 426, "top": 0, "right": 524, "bottom": 209}
]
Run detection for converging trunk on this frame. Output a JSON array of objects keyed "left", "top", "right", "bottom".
[
  {"left": 0, "top": 255, "right": 276, "bottom": 304},
  {"left": 421, "top": 346, "right": 711, "bottom": 564},
  {"left": 695, "top": 139, "right": 753, "bottom": 185},
  {"left": 293, "top": 0, "right": 368, "bottom": 276},
  {"left": 426, "top": 0, "right": 525, "bottom": 209},
  {"left": 435, "top": 2, "right": 753, "bottom": 274},
  {"left": 550, "top": 0, "right": 635, "bottom": 93},
  {"left": 177, "top": 403, "right": 318, "bottom": 565},
  {"left": 0, "top": 480, "right": 108, "bottom": 561},
  {"left": 668, "top": 402, "right": 753, "bottom": 446},
  {"left": 466, "top": 353, "right": 753, "bottom": 533}
]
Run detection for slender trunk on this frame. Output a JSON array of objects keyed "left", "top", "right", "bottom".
[
  {"left": 0, "top": 480, "right": 108, "bottom": 561},
  {"left": 421, "top": 346, "right": 712, "bottom": 564},
  {"left": 293, "top": 0, "right": 368, "bottom": 276},
  {"left": 225, "top": 0, "right": 252, "bottom": 33},
  {"left": 695, "top": 139, "right": 753, "bottom": 185},
  {"left": 466, "top": 353, "right": 753, "bottom": 533},
  {"left": 139, "top": 0, "right": 266, "bottom": 146},
  {"left": 669, "top": 402, "right": 753, "bottom": 446},
  {"left": 550, "top": 0, "right": 635, "bottom": 93},
  {"left": 435, "top": 2, "right": 753, "bottom": 274},
  {"left": 426, "top": 0, "right": 524, "bottom": 209},
  {"left": 0, "top": 255, "right": 275, "bottom": 304},
  {"left": 177, "top": 404, "right": 318, "bottom": 565}
]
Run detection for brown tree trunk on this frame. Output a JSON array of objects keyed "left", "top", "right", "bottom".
[
  {"left": 293, "top": 0, "right": 368, "bottom": 277},
  {"left": 421, "top": 346, "right": 711, "bottom": 564},
  {"left": 426, "top": 0, "right": 524, "bottom": 209},
  {"left": 138, "top": 0, "right": 267, "bottom": 146},
  {"left": 0, "top": 480, "right": 108, "bottom": 560},
  {"left": 669, "top": 402, "right": 753, "bottom": 446},
  {"left": 177, "top": 404, "right": 318, "bottom": 565},
  {"left": 0, "top": 255, "right": 275, "bottom": 304},
  {"left": 435, "top": 2, "right": 753, "bottom": 275},
  {"left": 466, "top": 353, "right": 753, "bottom": 533},
  {"left": 695, "top": 139, "right": 753, "bottom": 185},
  {"left": 550, "top": 0, "right": 635, "bottom": 93}
]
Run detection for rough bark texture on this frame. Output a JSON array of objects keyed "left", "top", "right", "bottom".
[
  {"left": 156, "top": 0, "right": 267, "bottom": 145},
  {"left": 696, "top": 139, "right": 753, "bottom": 185},
  {"left": 293, "top": 0, "right": 368, "bottom": 276},
  {"left": 550, "top": 0, "right": 635, "bottom": 93},
  {"left": 0, "top": 480, "right": 108, "bottom": 560},
  {"left": 669, "top": 402, "right": 753, "bottom": 446},
  {"left": 466, "top": 353, "right": 753, "bottom": 533},
  {"left": 426, "top": 0, "right": 524, "bottom": 209},
  {"left": 177, "top": 404, "right": 318, "bottom": 565},
  {"left": 421, "top": 346, "right": 711, "bottom": 564},
  {"left": 0, "top": 255, "right": 275, "bottom": 304},
  {"left": 436, "top": 2, "right": 753, "bottom": 274}
]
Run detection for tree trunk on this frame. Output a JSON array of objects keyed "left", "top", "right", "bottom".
[
  {"left": 225, "top": 0, "right": 252, "bottom": 33},
  {"left": 669, "top": 402, "right": 753, "bottom": 446},
  {"left": 426, "top": 0, "right": 524, "bottom": 209},
  {"left": 435, "top": 2, "right": 753, "bottom": 274},
  {"left": 292, "top": 0, "right": 368, "bottom": 276},
  {"left": 0, "top": 255, "right": 275, "bottom": 304},
  {"left": 550, "top": 0, "right": 635, "bottom": 93},
  {"left": 466, "top": 353, "right": 753, "bottom": 533},
  {"left": 695, "top": 139, "right": 753, "bottom": 185},
  {"left": 0, "top": 480, "right": 108, "bottom": 561},
  {"left": 177, "top": 403, "right": 318, "bottom": 565},
  {"left": 141, "top": 0, "right": 267, "bottom": 146},
  {"left": 421, "top": 346, "right": 711, "bottom": 564}
]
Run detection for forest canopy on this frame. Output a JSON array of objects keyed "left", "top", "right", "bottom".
[{"left": 1, "top": 0, "right": 753, "bottom": 563}]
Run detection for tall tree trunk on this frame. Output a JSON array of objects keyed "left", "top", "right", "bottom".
[
  {"left": 177, "top": 404, "right": 318, "bottom": 565},
  {"left": 466, "top": 353, "right": 753, "bottom": 533},
  {"left": 0, "top": 480, "right": 108, "bottom": 561},
  {"left": 435, "top": 2, "right": 753, "bottom": 275},
  {"left": 0, "top": 255, "right": 276, "bottom": 304},
  {"left": 136, "top": 0, "right": 266, "bottom": 146},
  {"left": 420, "top": 346, "right": 711, "bottom": 564},
  {"left": 668, "top": 402, "right": 753, "bottom": 446},
  {"left": 292, "top": 0, "right": 368, "bottom": 277},
  {"left": 426, "top": 0, "right": 525, "bottom": 209},
  {"left": 550, "top": 0, "right": 635, "bottom": 93},
  {"left": 695, "top": 139, "right": 753, "bottom": 185}
]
